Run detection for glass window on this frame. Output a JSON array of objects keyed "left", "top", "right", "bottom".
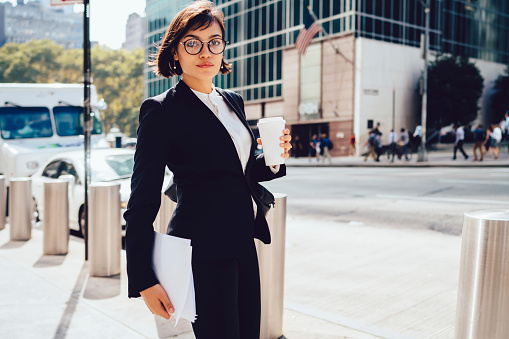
[
  {"left": 42, "top": 161, "right": 62, "bottom": 179},
  {"left": 53, "top": 106, "right": 102, "bottom": 136},
  {"left": 60, "top": 161, "right": 78, "bottom": 178},
  {"left": 0, "top": 107, "right": 52, "bottom": 140},
  {"left": 104, "top": 154, "right": 134, "bottom": 178}
]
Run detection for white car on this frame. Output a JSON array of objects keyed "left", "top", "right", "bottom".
[{"left": 31, "top": 148, "right": 169, "bottom": 237}]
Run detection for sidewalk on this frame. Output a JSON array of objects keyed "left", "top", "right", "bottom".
[
  {"left": 0, "top": 214, "right": 461, "bottom": 338},
  {"left": 286, "top": 142, "right": 509, "bottom": 167}
]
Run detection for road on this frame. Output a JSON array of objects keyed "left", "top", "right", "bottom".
[
  {"left": 263, "top": 166, "right": 509, "bottom": 235},
  {"left": 261, "top": 166, "right": 509, "bottom": 338}
]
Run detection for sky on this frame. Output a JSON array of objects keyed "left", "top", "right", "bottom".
[{"left": 7, "top": 0, "right": 147, "bottom": 50}]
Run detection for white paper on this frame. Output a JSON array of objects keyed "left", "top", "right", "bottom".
[{"left": 152, "top": 232, "right": 196, "bottom": 326}]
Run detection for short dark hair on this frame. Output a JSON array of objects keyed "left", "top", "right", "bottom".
[{"left": 150, "top": 1, "right": 231, "bottom": 78}]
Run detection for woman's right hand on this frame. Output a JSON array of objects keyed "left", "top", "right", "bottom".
[{"left": 139, "top": 284, "right": 174, "bottom": 320}]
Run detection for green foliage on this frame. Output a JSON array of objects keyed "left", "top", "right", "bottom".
[
  {"left": 427, "top": 54, "right": 484, "bottom": 131},
  {"left": 490, "top": 66, "right": 509, "bottom": 121},
  {"left": 0, "top": 40, "right": 144, "bottom": 137}
]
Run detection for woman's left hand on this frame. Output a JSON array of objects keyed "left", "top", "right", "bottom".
[
  {"left": 257, "top": 129, "right": 292, "bottom": 159},
  {"left": 279, "top": 128, "right": 292, "bottom": 159}
]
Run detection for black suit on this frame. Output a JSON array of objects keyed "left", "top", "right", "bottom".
[{"left": 124, "top": 80, "right": 285, "bottom": 337}]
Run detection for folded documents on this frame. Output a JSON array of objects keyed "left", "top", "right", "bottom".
[{"left": 152, "top": 231, "right": 197, "bottom": 325}]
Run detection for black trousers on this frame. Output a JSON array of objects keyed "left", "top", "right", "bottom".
[
  {"left": 191, "top": 240, "right": 261, "bottom": 339},
  {"left": 454, "top": 140, "right": 468, "bottom": 159}
]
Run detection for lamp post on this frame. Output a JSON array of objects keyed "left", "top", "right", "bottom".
[
  {"left": 83, "top": 0, "right": 91, "bottom": 260},
  {"left": 417, "top": 0, "right": 430, "bottom": 162}
]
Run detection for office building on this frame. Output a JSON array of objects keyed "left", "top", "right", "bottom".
[
  {"left": 123, "top": 13, "right": 145, "bottom": 51},
  {"left": 145, "top": 0, "right": 509, "bottom": 155},
  {"left": 0, "top": 0, "right": 82, "bottom": 49}
]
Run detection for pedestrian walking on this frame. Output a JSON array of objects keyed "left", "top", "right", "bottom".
[
  {"left": 487, "top": 123, "right": 502, "bottom": 159},
  {"left": 413, "top": 123, "right": 422, "bottom": 148},
  {"left": 320, "top": 133, "right": 332, "bottom": 164},
  {"left": 452, "top": 124, "right": 469, "bottom": 160},
  {"left": 124, "top": 2, "right": 291, "bottom": 338},
  {"left": 472, "top": 124, "right": 486, "bottom": 161},
  {"left": 505, "top": 112, "right": 509, "bottom": 153},
  {"left": 375, "top": 132, "right": 383, "bottom": 162},
  {"left": 388, "top": 129, "right": 398, "bottom": 162},
  {"left": 349, "top": 133, "right": 356, "bottom": 156},
  {"left": 314, "top": 134, "right": 321, "bottom": 162},
  {"left": 399, "top": 128, "right": 410, "bottom": 161},
  {"left": 371, "top": 122, "right": 382, "bottom": 136},
  {"left": 364, "top": 131, "right": 378, "bottom": 162},
  {"left": 291, "top": 135, "right": 303, "bottom": 158},
  {"left": 308, "top": 134, "right": 317, "bottom": 162}
]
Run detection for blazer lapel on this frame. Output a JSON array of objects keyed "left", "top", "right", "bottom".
[
  {"left": 215, "top": 88, "right": 257, "bottom": 174},
  {"left": 176, "top": 81, "right": 244, "bottom": 173}
]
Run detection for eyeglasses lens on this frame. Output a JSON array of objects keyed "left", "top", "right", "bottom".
[{"left": 184, "top": 39, "right": 225, "bottom": 55}]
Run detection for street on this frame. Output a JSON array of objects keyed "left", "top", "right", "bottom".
[
  {"left": 264, "top": 166, "right": 509, "bottom": 236},
  {"left": 261, "top": 166, "right": 509, "bottom": 338}
]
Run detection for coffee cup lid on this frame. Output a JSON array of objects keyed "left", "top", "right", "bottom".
[{"left": 257, "top": 117, "right": 285, "bottom": 124}]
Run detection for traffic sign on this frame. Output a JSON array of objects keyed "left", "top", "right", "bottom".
[{"left": 50, "top": 0, "right": 83, "bottom": 6}]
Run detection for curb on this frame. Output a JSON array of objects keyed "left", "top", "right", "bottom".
[{"left": 286, "top": 163, "right": 509, "bottom": 168}]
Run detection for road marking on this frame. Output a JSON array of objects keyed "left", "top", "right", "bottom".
[
  {"left": 285, "top": 300, "right": 415, "bottom": 339},
  {"left": 377, "top": 194, "right": 509, "bottom": 205},
  {"left": 440, "top": 179, "right": 509, "bottom": 186}
]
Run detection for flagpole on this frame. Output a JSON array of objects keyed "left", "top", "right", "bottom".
[{"left": 307, "top": 6, "right": 339, "bottom": 54}]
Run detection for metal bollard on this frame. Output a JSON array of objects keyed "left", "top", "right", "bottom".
[
  {"left": 9, "top": 178, "right": 32, "bottom": 241},
  {"left": 456, "top": 209, "right": 509, "bottom": 339},
  {"left": 154, "top": 192, "right": 177, "bottom": 234},
  {"left": 256, "top": 193, "right": 287, "bottom": 339},
  {"left": 43, "top": 180, "right": 69, "bottom": 255},
  {"left": 89, "top": 182, "right": 121, "bottom": 277},
  {"left": 0, "top": 176, "right": 5, "bottom": 231}
]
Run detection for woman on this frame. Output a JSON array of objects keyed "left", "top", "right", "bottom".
[
  {"left": 124, "top": 2, "right": 291, "bottom": 338},
  {"left": 486, "top": 124, "right": 500, "bottom": 159}
]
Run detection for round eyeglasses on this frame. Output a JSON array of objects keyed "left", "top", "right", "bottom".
[{"left": 179, "top": 38, "right": 228, "bottom": 55}]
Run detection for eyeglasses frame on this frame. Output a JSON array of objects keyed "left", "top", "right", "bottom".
[{"left": 179, "top": 38, "right": 229, "bottom": 55}]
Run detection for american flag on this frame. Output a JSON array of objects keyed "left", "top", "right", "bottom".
[{"left": 295, "top": 17, "right": 321, "bottom": 55}]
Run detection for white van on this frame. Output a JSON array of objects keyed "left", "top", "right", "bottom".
[{"left": 0, "top": 83, "right": 109, "bottom": 184}]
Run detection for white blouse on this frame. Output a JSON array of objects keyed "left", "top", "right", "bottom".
[{"left": 191, "top": 86, "right": 280, "bottom": 218}]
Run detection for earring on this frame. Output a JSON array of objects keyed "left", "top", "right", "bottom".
[{"left": 174, "top": 65, "right": 176, "bottom": 70}]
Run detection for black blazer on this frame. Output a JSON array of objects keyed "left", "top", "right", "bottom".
[{"left": 124, "top": 80, "right": 286, "bottom": 298}]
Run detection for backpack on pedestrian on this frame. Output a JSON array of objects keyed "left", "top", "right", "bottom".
[{"left": 328, "top": 140, "right": 333, "bottom": 150}]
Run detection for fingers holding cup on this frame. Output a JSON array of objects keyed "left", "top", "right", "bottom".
[{"left": 280, "top": 129, "right": 292, "bottom": 158}]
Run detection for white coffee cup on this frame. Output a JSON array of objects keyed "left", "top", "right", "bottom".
[{"left": 257, "top": 117, "right": 286, "bottom": 166}]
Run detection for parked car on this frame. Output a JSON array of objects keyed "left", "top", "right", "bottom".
[{"left": 31, "top": 148, "right": 170, "bottom": 237}]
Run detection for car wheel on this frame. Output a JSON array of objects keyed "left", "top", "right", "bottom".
[{"left": 79, "top": 206, "right": 86, "bottom": 238}]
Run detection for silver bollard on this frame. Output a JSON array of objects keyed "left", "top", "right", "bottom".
[
  {"left": 0, "top": 176, "right": 5, "bottom": 231},
  {"left": 9, "top": 178, "right": 32, "bottom": 241},
  {"left": 43, "top": 180, "right": 69, "bottom": 255},
  {"left": 154, "top": 192, "right": 177, "bottom": 234},
  {"left": 89, "top": 182, "right": 121, "bottom": 277},
  {"left": 456, "top": 209, "right": 509, "bottom": 339},
  {"left": 256, "top": 193, "right": 287, "bottom": 339}
]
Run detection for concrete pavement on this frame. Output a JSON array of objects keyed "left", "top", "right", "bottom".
[{"left": 1, "top": 209, "right": 463, "bottom": 338}]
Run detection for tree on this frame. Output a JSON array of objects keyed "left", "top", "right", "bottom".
[
  {"left": 87, "top": 46, "right": 144, "bottom": 137},
  {"left": 426, "top": 54, "right": 484, "bottom": 131},
  {"left": 490, "top": 66, "right": 509, "bottom": 121},
  {"left": 0, "top": 40, "right": 144, "bottom": 137},
  {"left": 0, "top": 40, "right": 63, "bottom": 83}
]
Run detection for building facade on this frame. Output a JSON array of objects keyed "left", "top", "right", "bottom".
[
  {"left": 144, "top": 0, "right": 509, "bottom": 156},
  {"left": 0, "top": 1, "right": 82, "bottom": 49},
  {"left": 123, "top": 13, "right": 145, "bottom": 51}
]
